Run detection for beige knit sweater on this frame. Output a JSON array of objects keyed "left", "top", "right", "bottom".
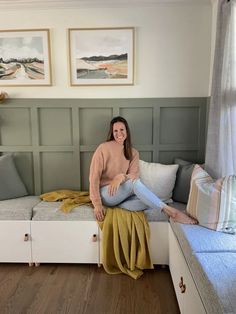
[{"left": 89, "top": 140, "right": 139, "bottom": 208}]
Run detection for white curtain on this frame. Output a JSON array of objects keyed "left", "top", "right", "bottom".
[{"left": 205, "top": 0, "right": 236, "bottom": 178}]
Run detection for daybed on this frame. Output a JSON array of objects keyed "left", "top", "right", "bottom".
[
  {"left": 0, "top": 197, "right": 170, "bottom": 266},
  {"left": 0, "top": 154, "right": 236, "bottom": 314}
]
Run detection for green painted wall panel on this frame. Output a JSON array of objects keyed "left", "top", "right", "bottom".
[
  {"left": 80, "top": 152, "right": 93, "bottom": 191},
  {"left": 79, "top": 108, "right": 112, "bottom": 146},
  {"left": 40, "top": 152, "right": 79, "bottom": 193},
  {"left": 0, "top": 98, "right": 208, "bottom": 194},
  {"left": 38, "top": 108, "right": 73, "bottom": 146},
  {"left": 0, "top": 108, "right": 31, "bottom": 146},
  {"left": 120, "top": 107, "right": 153, "bottom": 145},
  {"left": 160, "top": 107, "right": 199, "bottom": 145}
]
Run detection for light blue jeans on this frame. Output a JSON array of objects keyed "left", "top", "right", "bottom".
[{"left": 100, "top": 179, "right": 165, "bottom": 212}]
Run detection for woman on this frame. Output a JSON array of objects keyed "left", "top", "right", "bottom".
[{"left": 89, "top": 116, "right": 197, "bottom": 224}]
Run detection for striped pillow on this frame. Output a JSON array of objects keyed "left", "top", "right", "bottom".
[{"left": 187, "top": 165, "right": 236, "bottom": 234}]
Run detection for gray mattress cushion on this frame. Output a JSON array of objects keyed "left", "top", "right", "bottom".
[
  {"left": 170, "top": 220, "right": 236, "bottom": 262},
  {"left": 190, "top": 252, "right": 236, "bottom": 314},
  {"left": 0, "top": 196, "right": 40, "bottom": 220},
  {"left": 32, "top": 201, "right": 186, "bottom": 221},
  {"left": 32, "top": 201, "right": 95, "bottom": 221}
]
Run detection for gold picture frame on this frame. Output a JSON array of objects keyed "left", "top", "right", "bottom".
[
  {"left": 0, "top": 29, "right": 52, "bottom": 86},
  {"left": 68, "top": 27, "right": 134, "bottom": 86}
]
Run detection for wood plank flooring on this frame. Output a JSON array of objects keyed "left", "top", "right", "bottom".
[{"left": 0, "top": 264, "right": 180, "bottom": 314}]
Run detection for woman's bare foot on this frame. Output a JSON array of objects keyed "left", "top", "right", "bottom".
[{"left": 163, "top": 205, "right": 198, "bottom": 224}]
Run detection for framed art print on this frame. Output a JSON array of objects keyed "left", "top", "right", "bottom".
[
  {"left": 0, "top": 29, "right": 52, "bottom": 86},
  {"left": 68, "top": 27, "right": 134, "bottom": 86}
]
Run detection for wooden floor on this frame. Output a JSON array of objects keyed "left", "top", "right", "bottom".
[{"left": 0, "top": 264, "right": 180, "bottom": 314}]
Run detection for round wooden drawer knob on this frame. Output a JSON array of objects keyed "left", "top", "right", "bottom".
[
  {"left": 92, "top": 234, "right": 98, "bottom": 242},
  {"left": 24, "top": 233, "right": 29, "bottom": 241}
]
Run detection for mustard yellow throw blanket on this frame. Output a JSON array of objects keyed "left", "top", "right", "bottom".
[
  {"left": 40, "top": 190, "right": 91, "bottom": 213},
  {"left": 98, "top": 207, "right": 154, "bottom": 280}
]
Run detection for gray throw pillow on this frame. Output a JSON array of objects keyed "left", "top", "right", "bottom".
[
  {"left": 172, "top": 158, "right": 195, "bottom": 204},
  {"left": 0, "top": 154, "right": 28, "bottom": 201}
]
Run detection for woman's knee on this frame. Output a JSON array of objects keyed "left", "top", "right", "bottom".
[
  {"left": 132, "top": 178, "right": 143, "bottom": 190},
  {"left": 100, "top": 180, "right": 134, "bottom": 207},
  {"left": 102, "top": 198, "right": 118, "bottom": 207}
]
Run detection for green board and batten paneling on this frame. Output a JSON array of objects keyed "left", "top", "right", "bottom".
[{"left": 0, "top": 98, "right": 208, "bottom": 195}]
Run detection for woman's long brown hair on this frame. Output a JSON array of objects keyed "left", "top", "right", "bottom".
[{"left": 107, "top": 116, "right": 133, "bottom": 160}]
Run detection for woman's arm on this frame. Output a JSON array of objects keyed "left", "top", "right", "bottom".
[
  {"left": 89, "top": 146, "right": 105, "bottom": 220},
  {"left": 126, "top": 149, "right": 140, "bottom": 180},
  {"left": 107, "top": 173, "right": 126, "bottom": 196},
  {"left": 107, "top": 149, "right": 139, "bottom": 196}
]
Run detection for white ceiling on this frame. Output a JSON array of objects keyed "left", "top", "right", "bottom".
[{"left": 0, "top": 0, "right": 213, "bottom": 10}]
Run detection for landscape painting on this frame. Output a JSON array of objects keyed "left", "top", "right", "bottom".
[
  {"left": 69, "top": 28, "right": 134, "bottom": 86},
  {"left": 0, "top": 29, "right": 52, "bottom": 86}
]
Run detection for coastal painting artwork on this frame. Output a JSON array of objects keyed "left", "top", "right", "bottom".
[
  {"left": 69, "top": 28, "right": 134, "bottom": 86},
  {"left": 0, "top": 29, "right": 52, "bottom": 86}
]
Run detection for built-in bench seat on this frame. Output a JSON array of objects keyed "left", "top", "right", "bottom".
[
  {"left": 30, "top": 202, "right": 100, "bottom": 265},
  {"left": 0, "top": 197, "right": 172, "bottom": 266},
  {"left": 0, "top": 196, "right": 40, "bottom": 263},
  {"left": 170, "top": 220, "right": 236, "bottom": 314}
]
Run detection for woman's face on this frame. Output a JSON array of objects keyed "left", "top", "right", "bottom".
[{"left": 113, "top": 122, "right": 127, "bottom": 145}]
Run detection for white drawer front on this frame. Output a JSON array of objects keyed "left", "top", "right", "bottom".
[
  {"left": 149, "top": 222, "right": 169, "bottom": 265},
  {"left": 169, "top": 226, "right": 206, "bottom": 314},
  {"left": 0, "top": 221, "right": 31, "bottom": 262},
  {"left": 31, "top": 221, "right": 99, "bottom": 264}
]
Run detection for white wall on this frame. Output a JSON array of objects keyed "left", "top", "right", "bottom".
[{"left": 0, "top": 4, "right": 212, "bottom": 98}]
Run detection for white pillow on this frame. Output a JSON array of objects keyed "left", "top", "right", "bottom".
[{"left": 139, "top": 160, "right": 179, "bottom": 203}]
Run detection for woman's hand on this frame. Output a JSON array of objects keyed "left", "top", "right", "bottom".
[
  {"left": 94, "top": 206, "right": 105, "bottom": 221},
  {"left": 108, "top": 174, "right": 125, "bottom": 196}
]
